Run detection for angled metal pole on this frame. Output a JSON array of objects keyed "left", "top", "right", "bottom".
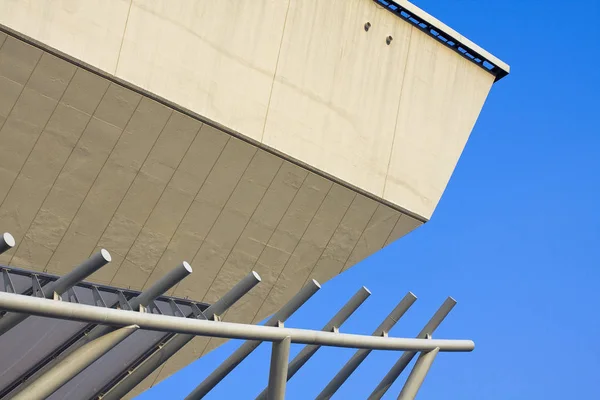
[
  {"left": 101, "top": 270, "right": 262, "bottom": 400},
  {"left": 48, "top": 249, "right": 112, "bottom": 296},
  {"left": 256, "top": 286, "right": 371, "bottom": 400},
  {"left": 267, "top": 336, "right": 291, "bottom": 400},
  {"left": 205, "top": 271, "right": 263, "bottom": 321},
  {"left": 185, "top": 279, "right": 321, "bottom": 400},
  {"left": 85, "top": 261, "right": 194, "bottom": 342},
  {"left": 0, "top": 249, "right": 111, "bottom": 335},
  {"left": 12, "top": 325, "right": 139, "bottom": 400},
  {"left": 315, "top": 292, "right": 417, "bottom": 400},
  {"left": 368, "top": 297, "right": 456, "bottom": 399},
  {"left": 10, "top": 261, "right": 194, "bottom": 397},
  {"left": 0, "top": 232, "right": 15, "bottom": 255},
  {"left": 397, "top": 347, "right": 439, "bottom": 400},
  {"left": 134, "top": 261, "right": 193, "bottom": 309}
]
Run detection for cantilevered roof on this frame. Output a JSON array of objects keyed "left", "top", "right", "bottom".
[
  {"left": 0, "top": 0, "right": 509, "bottom": 396},
  {"left": 0, "top": 29, "right": 424, "bottom": 395}
]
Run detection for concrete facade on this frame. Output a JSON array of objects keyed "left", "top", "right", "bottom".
[
  {"left": 0, "top": 31, "right": 422, "bottom": 396},
  {"left": 0, "top": 0, "right": 508, "bottom": 397},
  {"left": 0, "top": 0, "right": 508, "bottom": 220}
]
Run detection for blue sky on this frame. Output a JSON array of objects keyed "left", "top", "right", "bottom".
[{"left": 140, "top": 0, "right": 600, "bottom": 398}]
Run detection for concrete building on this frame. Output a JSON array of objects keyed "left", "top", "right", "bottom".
[{"left": 0, "top": 0, "right": 508, "bottom": 397}]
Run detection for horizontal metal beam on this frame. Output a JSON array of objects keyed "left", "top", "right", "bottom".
[
  {"left": 186, "top": 280, "right": 321, "bottom": 400},
  {"left": 12, "top": 325, "right": 139, "bottom": 400},
  {"left": 368, "top": 297, "right": 456, "bottom": 399},
  {"left": 0, "top": 291, "right": 474, "bottom": 352},
  {"left": 101, "top": 270, "right": 262, "bottom": 400}
]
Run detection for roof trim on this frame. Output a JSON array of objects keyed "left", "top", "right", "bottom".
[{"left": 374, "top": 0, "right": 510, "bottom": 81}]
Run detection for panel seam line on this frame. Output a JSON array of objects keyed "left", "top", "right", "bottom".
[
  {"left": 114, "top": 0, "right": 134, "bottom": 75},
  {"left": 259, "top": 0, "right": 292, "bottom": 143},
  {"left": 382, "top": 27, "right": 413, "bottom": 198}
]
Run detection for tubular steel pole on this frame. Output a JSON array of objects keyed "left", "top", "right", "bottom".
[
  {"left": 207, "top": 271, "right": 262, "bottom": 319},
  {"left": 397, "top": 347, "right": 439, "bottom": 400},
  {"left": 256, "top": 286, "right": 371, "bottom": 400},
  {"left": 48, "top": 249, "right": 112, "bottom": 295},
  {"left": 86, "top": 262, "right": 194, "bottom": 342},
  {"left": 134, "top": 262, "right": 194, "bottom": 309},
  {"left": 12, "top": 325, "right": 139, "bottom": 400},
  {"left": 315, "top": 292, "right": 417, "bottom": 400},
  {"left": 9, "top": 262, "right": 195, "bottom": 397},
  {"left": 0, "top": 291, "right": 474, "bottom": 351},
  {"left": 0, "top": 249, "right": 111, "bottom": 335},
  {"left": 102, "top": 270, "right": 262, "bottom": 400},
  {"left": 368, "top": 297, "right": 456, "bottom": 399},
  {"left": 185, "top": 280, "right": 322, "bottom": 400},
  {"left": 0, "top": 232, "right": 15, "bottom": 255},
  {"left": 267, "top": 336, "right": 291, "bottom": 400}
]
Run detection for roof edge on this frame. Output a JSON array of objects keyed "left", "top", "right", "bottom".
[{"left": 375, "top": 0, "right": 510, "bottom": 81}]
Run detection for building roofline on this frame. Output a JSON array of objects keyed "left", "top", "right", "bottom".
[{"left": 375, "top": 0, "right": 510, "bottom": 81}]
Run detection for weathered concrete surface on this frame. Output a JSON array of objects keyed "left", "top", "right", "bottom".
[
  {"left": 0, "top": 0, "right": 507, "bottom": 220},
  {"left": 0, "top": 31, "right": 422, "bottom": 397}
]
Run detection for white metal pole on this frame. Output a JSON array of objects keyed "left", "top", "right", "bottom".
[
  {"left": 185, "top": 280, "right": 321, "bottom": 400},
  {"left": 256, "top": 286, "right": 371, "bottom": 400},
  {"left": 0, "top": 290, "right": 473, "bottom": 400},
  {"left": 12, "top": 325, "right": 139, "bottom": 400},
  {"left": 267, "top": 336, "right": 291, "bottom": 400},
  {"left": 368, "top": 297, "right": 456, "bottom": 399},
  {"left": 0, "top": 249, "right": 111, "bottom": 335},
  {"left": 315, "top": 292, "right": 418, "bottom": 399},
  {"left": 397, "top": 347, "right": 439, "bottom": 400},
  {"left": 101, "top": 270, "right": 262, "bottom": 400},
  {"left": 0, "top": 292, "right": 474, "bottom": 351},
  {"left": 11, "top": 261, "right": 195, "bottom": 397}
]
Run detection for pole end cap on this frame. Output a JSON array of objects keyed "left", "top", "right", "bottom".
[
  {"left": 182, "top": 261, "right": 193, "bottom": 273},
  {"left": 2, "top": 232, "right": 15, "bottom": 248},
  {"left": 100, "top": 248, "right": 112, "bottom": 262}
]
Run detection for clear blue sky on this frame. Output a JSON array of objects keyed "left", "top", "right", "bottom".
[{"left": 140, "top": 0, "right": 600, "bottom": 398}]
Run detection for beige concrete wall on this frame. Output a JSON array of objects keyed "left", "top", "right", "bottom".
[
  {"left": 0, "top": 31, "right": 423, "bottom": 397},
  {"left": 0, "top": 0, "right": 131, "bottom": 73},
  {"left": 0, "top": 0, "right": 503, "bottom": 220},
  {"left": 384, "top": 29, "right": 495, "bottom": 217}
]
